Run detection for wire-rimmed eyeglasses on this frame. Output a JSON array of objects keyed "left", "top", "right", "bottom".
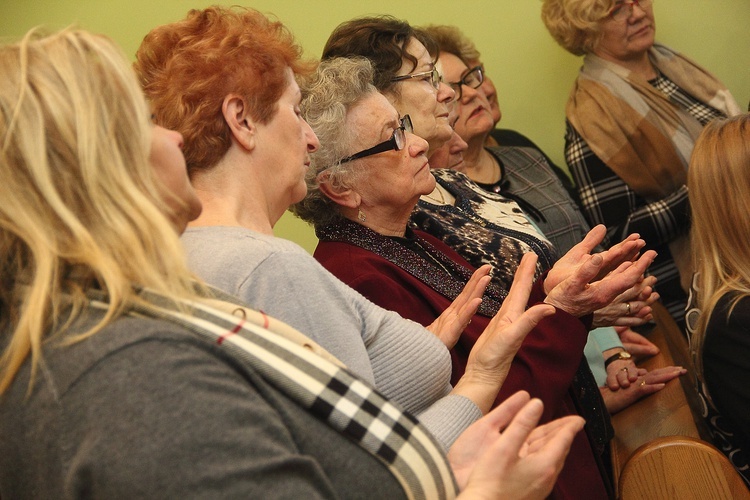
[
  {"left": 448, "top": 65, "right": 484, "bottom": 101},
  {"left": 390, "top": 68, "right": 441, "bottom": 91},
  {"left": 607, "top": 0, "right": 653, "bottom": 22},
  {"left": 339, "top": 115, "right": 414, "bottom": 164}
]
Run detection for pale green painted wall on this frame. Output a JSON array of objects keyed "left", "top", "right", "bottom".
[{"left": 3, "top": 0, "right": 748, "bottom": 253}]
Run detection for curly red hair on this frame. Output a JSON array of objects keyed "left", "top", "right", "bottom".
[{"left": 135, "top": 6, "right": 314, "bottom": 173}]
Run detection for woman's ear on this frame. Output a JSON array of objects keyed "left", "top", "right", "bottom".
[
  {"left": 317, "top": 170, "right": 360, "bottom": 209},
  {"left": 223, "top": 94, "right": 255, "bottom": 151}
]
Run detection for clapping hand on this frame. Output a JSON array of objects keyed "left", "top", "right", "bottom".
[
  {"left": 450, "top": 391, "right": 585, "bottom": 500},
  {"left": 454, "top": 254, "right": 555, "bottom": 414},
  {"left": 543, "top": 226, "right": 657, "bottom": 318},
  {"left": 427, "top": 264, "right": 491, "bottom": 348}
]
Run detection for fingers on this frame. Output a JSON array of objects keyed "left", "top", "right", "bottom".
[
  {"left": 497, "top": 254, "right": 538, "bottom": 318},
  {"left": 593, "top": 235, "right": 645, "bottom": 281},
  {"left": 644, "top": 366, "right": 687, "bottom": 384},
  {"left": 608, "top": 364, "right": 637, "bottom": 390},
  {"left": 454, "top": 265, "right": 492, "bottom": 312},
  {"left": 429, "top": 265, "right": 492, "bottom": 347},
  {"left": 606, "top": 233, "right": 645, "bottom": 263},
  {"left": 496, "top": 398, "right": 546, "bottom": 458},
  {"left": 616, "top": 367, "right": 633, "bottom": 389},
  {"left": 606, "top": 373, "right": 619, "bottom": 391},
  {"left": 565, "top": 253, "right": 604, "bottom": 291},
  {"left": 612, "top": 276, "right": 656, "bottom": 303},
  {"left": 514, "top": 303, "right": 557, "bottom": 336},
  {"left": 618, "top": 329, "right": 660, "bottom": 359},
  {"left": 575, "top": 225, "right": 608, "bottom": 254},
  {"left": 525, "top": 415, "right": 584, "bottom": 454},
  {"left": 606, "top": 366, "right": 687, "bottom": 413},
  {"left": 593, "top": 250, "right": 658, "bottom": 304},
  {"left": 481, "top": 391, "right": 532, "bottom": 430},
  {"left": 627, "top": 365, "right": 639, "bottom": 382},
  {"left": 622, "top": 343, "right": 659, "bottom": 359},
  {"left": 627, "top": 250, "right": 658, "bottom": 277},
  {"left": 484, "top": 303, "right": 555, "bottom": 361},
  {"left": 609, "top": 313, "right": 653, "bottom": 328}
]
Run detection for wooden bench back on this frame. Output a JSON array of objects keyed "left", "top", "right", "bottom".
[{"left": 610, "top": 303, "right": 750, "bottom": 499}]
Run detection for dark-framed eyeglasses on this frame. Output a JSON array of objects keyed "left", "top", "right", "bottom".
[
  {"left": 607, "top": 0, "right": 652, "bottom": 22},
  {"left": 390, "top": 67, "right": 441, "bottom": 90},
  {"left": 339, "top": 115, "right": 414, "bottom": 164},
  {"left": 448, "top": 65, "right": 484, "bottom": 101}
]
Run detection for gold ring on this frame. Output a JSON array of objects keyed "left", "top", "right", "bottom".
[
  {"left": 640, "top": 380, "right": 646, "bottom": 387},
  {"left": 626, "top": 302, "right": 632, "bottom": 315},
  {"left": 620, "top": 367, "right": 629, "bottom": 373}
]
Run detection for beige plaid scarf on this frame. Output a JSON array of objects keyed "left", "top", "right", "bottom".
[
  {"left": 567, "top": 43, "right": 740, "bottom": 199},
  {"left": 88, "top": 288, "right": 458, "bottom": 499}
]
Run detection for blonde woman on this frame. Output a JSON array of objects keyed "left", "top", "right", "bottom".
[
  {"left": 0, "top": 26, "right": 588, "bottom": 499},
  {"left": 688, "top": 113, "right": 750, "bottom": 487}
]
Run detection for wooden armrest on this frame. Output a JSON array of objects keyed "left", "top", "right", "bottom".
[
  {"left": 618, "top": 436, "right": 750, "bottom": 499},
  {"left": 611, "top": 303, "right": 702, "bottom": 480},
  {"left": 610, "top": 303, "right": 749, "bottom": 498}
]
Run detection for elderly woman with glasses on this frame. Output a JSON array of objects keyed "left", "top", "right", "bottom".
[
  {"left": 323, "top": 16, "right": 456, "bottom": 155},
  {"left": 541, "top": 0, "right": 741, "bottom": 329},
  {"left": 296, "top": 54, "right": 659, "bottom": 500}
]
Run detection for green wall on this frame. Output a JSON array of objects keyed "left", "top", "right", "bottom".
[{"left": 3, "top": 0, "right": 748, "bottom": 253}]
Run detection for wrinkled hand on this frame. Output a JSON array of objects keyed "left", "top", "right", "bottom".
[
  {"left": 592, "top": 276, "right": 659, "bottom": 327},
  {"left": 544, "top": 247, "right": 658, "bottom": 318},
  {"left": 618, "top": 326, "right": 660, "bottom": 361},
  {"left": 544, "top": 225, "right": 644, "bottom": 294},
  {"left": 428, "top": 265, "right": 491, "bottom": 348},
  {"left": 600, "top": 366, "right": 687, "bottom": 414},
  {"left": 603, "top": 348, "right": 639, "bottom": 390},
  {"left": 450, "top": 391, "right": 585, "bottom": 500},
  {"left": 454, "top": 254, "right": 555, "bottom": 414}
]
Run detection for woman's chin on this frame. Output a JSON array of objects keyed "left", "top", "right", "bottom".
[{"left": 290, "top": 183, "right": 309, "bottom": 207}]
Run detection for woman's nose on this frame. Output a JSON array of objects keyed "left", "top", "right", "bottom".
[
  {"left": 407, "top": 132, "right": 429, "bottom": 157},
  {"left": 304, "top": 119, "right": 320, "bottom": 152},
  {"left": 437, "top": 81, "right": 456, "bottom": 104},
  {"left": 460, "top": 83, "right": 481, "bottom": 103}
]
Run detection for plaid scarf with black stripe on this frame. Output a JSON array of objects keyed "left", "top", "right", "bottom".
[{"left": 88, "top": 289, "right": 458, "bottom": 499}]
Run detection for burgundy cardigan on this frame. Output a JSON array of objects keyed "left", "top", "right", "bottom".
[{"left": 314, "top": 219, "right": 609, "bottom": 500}]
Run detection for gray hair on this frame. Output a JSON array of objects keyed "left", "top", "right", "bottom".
[{"left": 291, "top": 57, "right": 378, "bottom": 228}]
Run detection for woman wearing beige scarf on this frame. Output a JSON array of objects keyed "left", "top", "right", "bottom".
[{"left": 542, "top": 0, "right": 741, "bottom": 329}]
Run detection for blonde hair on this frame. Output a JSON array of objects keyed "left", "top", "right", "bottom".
[
  {"left": 292, "top": 57, "right": 378, "bottom": 229},
  {"left": 688, "top": 113, "right": 750, "bottom": 378},
  {"left": 541, "top": 0, "right": 614, "bottom": 56},
  {"left": 0, "top": 28, "right": 200, "bottom": 394}
]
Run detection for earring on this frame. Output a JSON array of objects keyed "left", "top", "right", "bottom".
[{"left": 357, "top": 208, "right": 366, "bottom": 222}]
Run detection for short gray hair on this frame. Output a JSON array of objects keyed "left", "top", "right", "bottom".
[{"left": 291, "top": 57, "right": 377, "bottom": 228}]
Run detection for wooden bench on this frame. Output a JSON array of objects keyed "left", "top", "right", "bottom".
[{"left": 610, "top": 302, "right": 750, "bottom": 499}]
